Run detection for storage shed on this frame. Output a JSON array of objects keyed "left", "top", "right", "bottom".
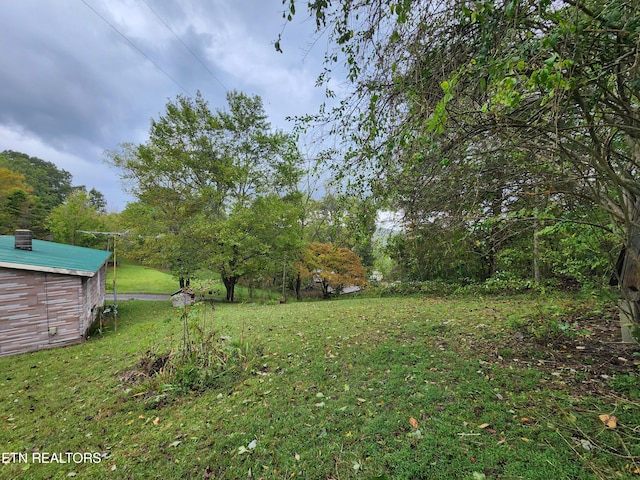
[{"left": 0, "top": 230, "right": 111, "bottom": 357}]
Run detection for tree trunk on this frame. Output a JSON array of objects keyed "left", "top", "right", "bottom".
[
  {"left": 618, "top": 299, "right": 639, "bottom": 344},
  {"left": 486, "top": 189, "right": 503, "bottom": 279},
  {"left": 321, "top": 280, "right": 331, "bottom": 299},
  {"left": 487, "top": 244, "right": 497, "bottom": 279},
  {"left": 295, "top": 272, "right": 302, "bottom": 301},
  {"left": 619, "top": 236, "right": 639, "bottom": 345},
  {"left": 222, "top": 275, "right": 237, "bottom": 302},
  {"left": 533, "top": 210, "right": 540, "bottom": 284},
  {"left": 618, "top": 231, "right": 640, "bottom": 344},
  {"left": 617, "top": 150, "right": 640, "bottom": 343},
  {"left": 281, "top": 256, "right": 287, "bottom": 300}
]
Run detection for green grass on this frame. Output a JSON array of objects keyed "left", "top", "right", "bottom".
[
  {"left": 106, "top": 262, "right": 178, "bottom": 294},
  {"left": 105, "top": 262, "right": 280, "bottom": 302},
  {"left": 1, "top": 296, "right": 638, "bottom": 479}
]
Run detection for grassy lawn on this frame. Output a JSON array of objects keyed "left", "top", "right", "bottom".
[
  {"left": 106, "top": 262, "right": 178, "bottom": 294},
  {"left": 0, "top": 295, "right": 638, "bottom": 479},
  {"left": 105, "top": 262, "right": 280, "bottom": 302}
]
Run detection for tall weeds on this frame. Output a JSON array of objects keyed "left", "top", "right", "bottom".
[{"left": 139, "top": 302, "right": 257, "bottom": 396}]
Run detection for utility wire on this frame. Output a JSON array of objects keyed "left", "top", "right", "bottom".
[
  {"left": 80, "top": 0, "right": 192, "bottom": 95},
  {"left": 139, "top": 0, "right": 228, "bottom": 93}
]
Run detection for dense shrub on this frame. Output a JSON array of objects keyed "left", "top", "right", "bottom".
[{"left": 370, "top": 277, "right": 555, "bottom": 297}]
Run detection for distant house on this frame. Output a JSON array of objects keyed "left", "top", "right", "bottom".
[
  {"left": 0, "top": 230, "right": 111, "bottom": 357},
  {"left": 370, "top": 270, "right": 384, "bottom": 282}
]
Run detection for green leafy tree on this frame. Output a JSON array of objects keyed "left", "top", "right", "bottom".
[
  {"left": 89, "top": 188, "right": 107, "bottom": 213},
  {"left": 280, "top": 0, "right": 640, "bottom": 333},
  {"left": 0, "top": 167, "right": 30, "bottom": 194},
  {"left": 386, "top": 222, "right": 485, "bottom": 282},
  {"left": 3, "top": 190, "right": 36, "bottom": 233},
  {"left": 200, "top": 195, "right": 304, "bottom": 301},
  {"left": 109, "top": 90, "right": 303, "bottom": 298},
  {"left": 45, "top": 190, "right": 106, "bottom": 247},
  {"left": 117, "top": 202, "right": 166, "bottom": 265},
  {"left": 0, "top": 150, "right": 73, "bottom": 212},
  {"left": 0, "top": 167, "right": 36, "bottom": 233},
  {"left": 0, "top": 151, "right": 74, "bottom": 236},
  {"left": 538, "top": 207, "right": 619, "bottom": 289},
  {"left": 304, "top": 193, "right": 377, "bottom": 267}
]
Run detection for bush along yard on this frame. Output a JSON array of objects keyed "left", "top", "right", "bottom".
[{"left": 0, "top": 295, "right": 639, "bottom": 479}]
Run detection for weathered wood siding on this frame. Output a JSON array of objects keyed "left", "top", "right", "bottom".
[
  {"left": 81, "top": 264, "right": 106, "bottom": 333},
  {"left": 0, "top": 268, "right": 89, "bottom": 356}
]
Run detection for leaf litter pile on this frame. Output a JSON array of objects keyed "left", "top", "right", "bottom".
[{"left": 467, "top": 303, "right": 639, "bottom": 396}]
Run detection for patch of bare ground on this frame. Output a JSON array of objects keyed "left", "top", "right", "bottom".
[
  {"left": 117, "top": 350, "right": 171, "bottom": 385},
  {"left": 477, "top": 306, "right": 639, "bottom": 397}
]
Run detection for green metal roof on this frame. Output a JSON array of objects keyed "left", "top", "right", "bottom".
[{"left": 0, "top": 236, "right": 111, "bottom": 277}]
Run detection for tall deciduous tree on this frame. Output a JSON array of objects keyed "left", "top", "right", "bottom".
[
  {"left": 200, "top": 194, "right": 304, "bottom": 301},
  {"left": 0, "top": 167, "right": 30, "bottom": 195},
  {"left": 46, "top": 189, "right": 106, "bottom": 247},
  {"left": 303, "top": 193, "right": 378, "bottom": 268},
  {"left": 109, "top": 90, "right": 303, "bottom": 299},
  {"left": 280, "top": 0, "right": 640, "bottom": 336},
  {"left": 0, "top": 167, "right": 36, "bottom": 234}
]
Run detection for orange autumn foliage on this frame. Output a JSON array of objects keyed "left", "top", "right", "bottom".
[{"left": 297, "top": 242, "right": 367, "bottom": 297}]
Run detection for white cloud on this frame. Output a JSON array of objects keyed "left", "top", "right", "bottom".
[
  {"left": 0, "top": 124, "right": 131, "bottom": 211},
  {"left": 0, "top": 0, "right": 335, "bottom": 210}
]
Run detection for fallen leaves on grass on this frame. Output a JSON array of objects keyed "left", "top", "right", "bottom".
[
  {"left": 626, "top": 463, "right": 640, "bottom": 475},
  {"left": 409, "top": 417, "right": 419, "bottom": 429},
  {"left": 520, "top": 417, "right": 537, "bottom": 426},
  {"left": 238, "top": 439, "right": 257, "bottom": 455},
  {"left": 579, "top": 439, "right": 594, "bottom": 451},
  {"left": 598, "top": 414, "right": 618, "bottom": 429}
]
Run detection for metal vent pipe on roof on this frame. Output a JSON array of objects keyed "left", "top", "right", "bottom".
[{"left": 14, "top": 229, "right": 33, "bottom": 251}]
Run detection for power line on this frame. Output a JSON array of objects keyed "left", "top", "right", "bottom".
[
  {"left": 139, "top": 0, "right": 228, "bottom": 93},
  {"left": 80, "top": 0, "right": 192, "bottom": 96}
]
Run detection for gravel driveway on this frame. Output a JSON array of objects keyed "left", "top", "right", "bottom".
[{"left": 109, "top": 293, "right": 171, "bottom": 301}]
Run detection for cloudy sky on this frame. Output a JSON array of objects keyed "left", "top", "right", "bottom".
[{"left": 0, "top": 1, "right": 336, "bottom": 211}]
